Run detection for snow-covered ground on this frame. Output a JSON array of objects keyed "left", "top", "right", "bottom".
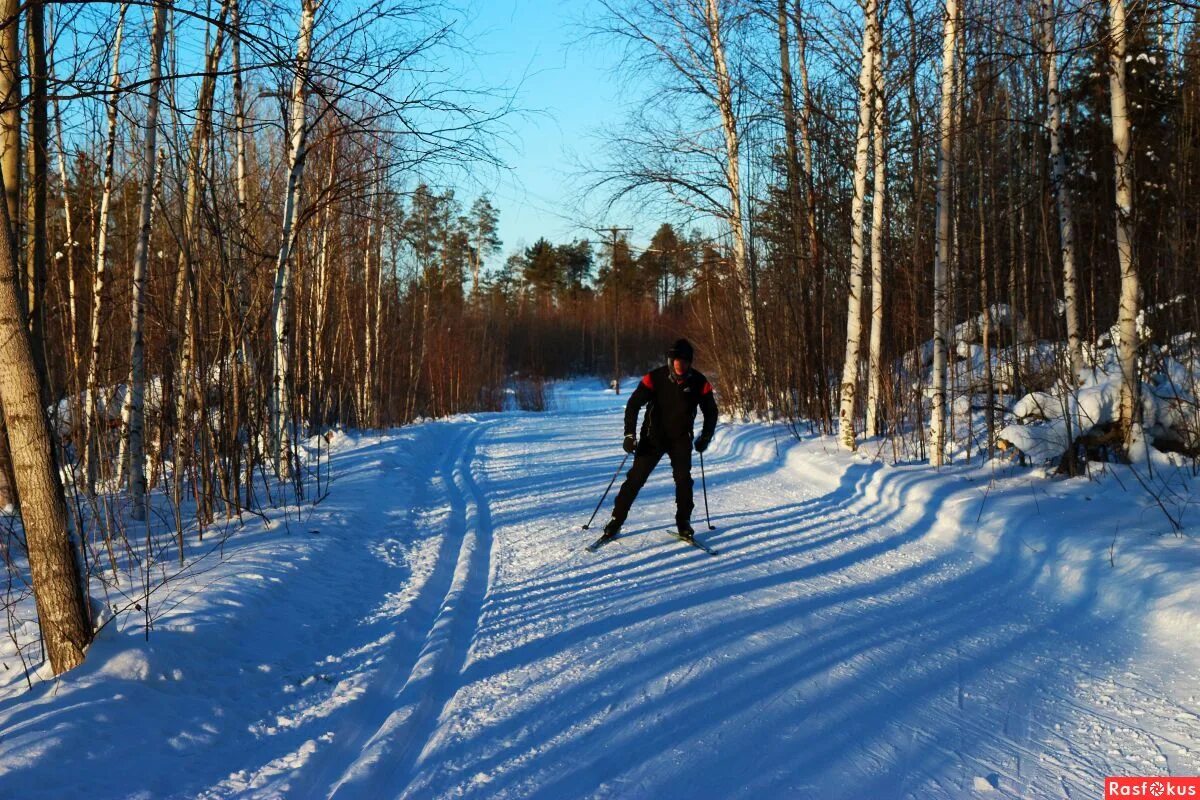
[{"left": 2, "top": 379, "right": 1199, "bottom": 799}]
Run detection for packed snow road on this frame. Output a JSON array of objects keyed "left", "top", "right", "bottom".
[{"left": 1, "top": 381, "right": 1198, "bottom": 799}]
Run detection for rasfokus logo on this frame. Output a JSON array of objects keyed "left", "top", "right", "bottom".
[{"left": 1106, "top": 778, "right": 1200, "bottom": 798}]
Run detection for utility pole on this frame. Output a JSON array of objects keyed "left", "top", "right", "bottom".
[{"left": 606, "top": 226, "right": 633, "bottom": 394}]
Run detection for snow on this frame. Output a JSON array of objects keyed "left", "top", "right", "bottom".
[{"left": 2, "top": 378, "right": 1199, "bottom": 799}]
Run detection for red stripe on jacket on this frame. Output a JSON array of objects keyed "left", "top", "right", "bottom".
[{"left": 641, "top": 373, "right": 654, "bottom": 389}]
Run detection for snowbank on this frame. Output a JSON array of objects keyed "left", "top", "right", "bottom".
[{"left": 781, "top": 430, "right": 1200, "bottom": 656}]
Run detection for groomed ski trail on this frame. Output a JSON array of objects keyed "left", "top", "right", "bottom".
[{"left": 1, "top": 384, "right": 1197, "bottom": 800}]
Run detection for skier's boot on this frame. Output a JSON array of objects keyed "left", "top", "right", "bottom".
[
  {"left": 677, "top": 522, "right": 695, "bottom": 541},
  {"left": 602, "top": 518, "right": 622, "bottom": 539}
]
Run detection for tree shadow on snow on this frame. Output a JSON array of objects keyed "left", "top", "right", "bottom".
[{"left": 414, "top": 451, "right": 1144, "bottom": 800}]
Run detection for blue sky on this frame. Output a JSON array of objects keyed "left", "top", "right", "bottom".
[{"left": 456, "top": 0, "right": 639, "bottom": 264}]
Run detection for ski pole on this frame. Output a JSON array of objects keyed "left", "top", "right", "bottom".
[
  {"left": 699, "top": 451, "right": 715, "bottom": 530},
  {"left": 583, "top": 452, "right": 629, "bottom": 530}
]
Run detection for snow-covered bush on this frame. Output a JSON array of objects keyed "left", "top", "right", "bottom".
[{"left": 998, "top": 338, "right": 1198, "bottom": 467}]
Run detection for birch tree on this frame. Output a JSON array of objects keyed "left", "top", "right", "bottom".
[
  {"left": 270, "top": 0, "right": 319, "bottom": 478},
  {"left": 930, "top": 0, "right": 959, "bottom": 466},
  {"left": 865, "top": 30, "right": 887, "bottom": 438},
  {"left": 1043, "top": 0, "right": 1083, "bottom": 381},
  {"left": 1107, "top": 0, "right": 1139, "bottom": 450},
  {"left": 83, "top": 6, "right": 127, "bottom": 494},
  {"left": 703, "top": 0, "right": 758, "bottom": 382},
  {"left": 125, "top": 1, "right": 170, "bottom": 522},
  {"left": 838, "top": 0, "right": 879, "bottom": 450},
  {"left": 595, "top": 0, "right": 759, "bottom": 400}
]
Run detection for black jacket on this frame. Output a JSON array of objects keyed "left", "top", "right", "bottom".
[{"left": 624, "top": 366, "right": 718, "bottom": 445}]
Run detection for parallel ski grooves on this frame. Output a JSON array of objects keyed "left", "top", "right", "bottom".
[{"left": 282, "top": 422, "right": 493, "bottom": 800}]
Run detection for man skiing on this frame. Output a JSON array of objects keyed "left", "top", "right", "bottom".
[{"left": 601, "top": 338, "right": 718, "bottom": 541}]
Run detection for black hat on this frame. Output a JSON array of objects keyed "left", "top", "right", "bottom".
[{"left": 666, "top": 338, "right": 695, "bottom": 362}]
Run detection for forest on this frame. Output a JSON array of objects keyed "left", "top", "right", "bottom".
[{"left": 0, "top": 0, "right": 1196, "bottom": 679}]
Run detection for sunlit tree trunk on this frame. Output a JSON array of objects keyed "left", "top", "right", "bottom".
[
  {"left": 1042, "top": 0, "right": 1082, "bottom": 381},
  {"left": 1108, "top": 0, "right": 1139, "bottom": 450},
  {"left": 704, "top": 0, "right": 758, "bottom": 389},
  {"left": 838, "top": 0, "right": 878, "bottom": 450},
  {"left": 930, "top": 0, "right": 959, "bottom": 466},
  {"left": 866, "top": 30, "right": 886, "bottom": 439},
  {"left": 50, "top": 48, "right": 80, "bottom": 396},
  {"left": 271, "top": 0, "right": 318, "bottom": 477},
  {"left": 82, "top": 6, "right": 126, "bottom": 494},
  {"left": 126, "top": 1, "right": 170, "bottom": 522},
  {"left": 0, "top": 0, "right": 19, "bottom": 255},
  {"left": 0, "top": 0, "right": 18, "bottom": 511},
  {"left": 0, "top": 122, "right": 91, "bottom": 676}
]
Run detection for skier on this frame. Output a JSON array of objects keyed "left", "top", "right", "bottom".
[{"left": 600, "top": 338, "right": 718, "bottom": 541}]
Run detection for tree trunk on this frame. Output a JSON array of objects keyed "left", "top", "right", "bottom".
[
  {"left": 0, "top": 150, "right": 91, "bottom": 675},
  {"left": 866, "top": 27, "right": 886, "bottom": 439},
  {"left": 1043, "top": 0, "right": 1082, "bottom": 382},
  {"left": 308, "top": 141, "right": 337, "bottom": 428},
  {"left": 50, "top": 39, "right": 81, "bottom": 419},
  {"left": 270, "top": 0, "right": 318, "bottom": 478},
  {"left": 777, "top": 0, "right": 813, "bottom": 419},
  {"left": 371, "top": 189, "right": 385, "bottom": 427},
  {"left": 1107, "top": 0, "right": 1139, "bottom": 452},
  {"left": 930, "top": 0, "right": 959, "bottom": 467},
  {"left": 793, "top": 2, "right": 826, "bottom": 423},
  {"left": 169, "top": 5, "right": 227, "bottom": 497},
  {"left": 0, "top": 0, "right": 19, "bottom": 259},
  {"left": 838, "top": 0, "right": 879, "bottom": 451},
  {"left": 24, "top": 0, "right": 47, "bottom": 388},
  {"left": 83, "top": 6, "right": 127, "bottom": 494},
  {"left": 0, "top": 0, "right": 16, "bottom": 510},
  {"left": 126, "top": 1, "right": 169, "bottom": 522},
  {"left": 703, "top": 0, "right": 758, "bottom": 391}
]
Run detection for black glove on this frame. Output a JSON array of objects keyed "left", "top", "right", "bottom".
[
  {"left": 694, "top": 432, "right": 712, "bottom": 453},
  {"left": 623, "top": 434, "right": 637, "bottom": 454}
]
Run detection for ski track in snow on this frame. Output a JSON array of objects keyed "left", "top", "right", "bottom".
[{"left": 1, "top": 383, "right": 1198, "bottom": 799}]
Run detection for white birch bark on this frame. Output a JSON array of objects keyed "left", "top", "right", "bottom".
[
  {"left": 126, "top": 2, "right": 169, "bottom": 521},
  {"left": 866, "top": 27, "right": 887, "bottom": 439},
  {"left": 82, "top": 7, "right": 126, "bottom": 494},
  {"left": 930, "top": 0, "right": 959, "bottom": 466},
  {"left": 270, "top": 0, "right": 318, "bottom": 478},
  {"left": 47, "top": 14, "right": 83, "bottom": 473},
  {"left": 1043, "top": 0, "right": 1083, "bottom": 382},
  {"left": 704, "top": 0, "right": 758, "bottom": 386},
  {"left": 838, "top": 0, "right": 879, "bottom": 451},
  {"left": 1108, "top": 0, "right": 1139, "bottom": 449}
]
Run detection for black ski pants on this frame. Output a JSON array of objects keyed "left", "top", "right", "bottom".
[{"left": 611, "top": 435, "right": 694, "bottom": 526}]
